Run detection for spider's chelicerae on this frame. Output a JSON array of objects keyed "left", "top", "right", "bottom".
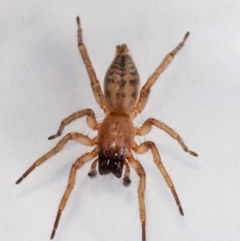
[{"left": 16, "top": 16, "right": 198, "bottom": 241}]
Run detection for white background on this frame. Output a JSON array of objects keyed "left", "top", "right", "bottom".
[{"left": 1, "top": 1, "right": 240, "bottom": 241}]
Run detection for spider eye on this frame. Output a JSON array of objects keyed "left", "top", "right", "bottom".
[{"left": 98, "top": 153, "right": 124, "bottom": 178}]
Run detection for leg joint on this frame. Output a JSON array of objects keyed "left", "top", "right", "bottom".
[{"left": 145, "top": 141, "right": 155, "bottom": 149}]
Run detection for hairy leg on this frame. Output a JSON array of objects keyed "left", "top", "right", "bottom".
[
  {"left": 135, "top": 118, "right": 197, "bottom": 156},
  {"left": 48, "top": 109, "right": 100, "bottom": 140},
  {"left": 132, "top": 141, "right": 184, "bottom": 215},
  {"left": 16, "top": 132, "right": 96, "bottom": 184},
  {"left": 130, "top": 32, "right": 190, "bottom": 119},
  {"left": 127, "top": 151, "right": 146, "bottom": 241},
  {"left": 51, "top": 147, "right": 98, "bottom": 239},
  {"left": 76, "top": 17, "right": 108, "bottom": 114}
]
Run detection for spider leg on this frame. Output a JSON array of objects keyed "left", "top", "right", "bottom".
[
  {"left": 76, "top": 17, "right": 109, "bottom": 114},
  {"left": 48, "top": 108, "right": 100, "bottom": 140},
  {"left": 135, "top": 118, "right": 198, "bottom": 156},
  {"left": 132, "top": 141, "right": 184, "bottom": 216},
  {"left": 130, "top": 32, "right": 190, "bottom": 119},
  {"left": 127, "top": 151, "right": 146, "bottom": 241},
  {"left": 16, "top": 132, "right": 96, "bottom": 184},
  {"left": 50, "top": 147, "right": 98, "bottom": 239}
]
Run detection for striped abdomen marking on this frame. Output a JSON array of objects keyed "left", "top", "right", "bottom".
[{"left": 104, "top": 44, "right": 140, "bottom": 114}]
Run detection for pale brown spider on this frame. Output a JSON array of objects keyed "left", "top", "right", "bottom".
[{"left": 16, "top": 16, "right": 197, "bottom": 241}]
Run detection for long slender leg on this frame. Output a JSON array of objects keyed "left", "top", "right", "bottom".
[
  {"left": 76, "top": 17, "right": 108, "bottom": 114},
  {"left": 48, "top": 108, "right": 100, "bottom": 140},
  {"left": 51, "top": 147, "right": 98, "bottom": 239},
  {"left": 127, "top": 151, "right": 146, "bottom": 241},
  {"left": 16, "top": 132, "right": 96, "bottom": 184},
  {"left": 132, "top": 141, "right": 184, "bottom": 215},
  {"left": 135, "top": 118, "right": 197, "bottom": 156},
  {"left": 130, "top": 32, "right": 190, "bottom": 119}
]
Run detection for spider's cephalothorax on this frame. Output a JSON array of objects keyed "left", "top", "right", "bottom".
[
  {"left": 16, "top": 16, "right": 197, "bottom": 241},
  {"left": 97, "top": 112, "right": 135, "bottom": 178}
]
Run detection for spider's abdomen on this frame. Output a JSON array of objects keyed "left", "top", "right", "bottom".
[{"left": 104, "top": 44, "right": 140, "bottom": 114}]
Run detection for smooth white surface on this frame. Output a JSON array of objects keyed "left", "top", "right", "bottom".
[{"left": 1, "top": 1, "right": 240, "bottom": 241}]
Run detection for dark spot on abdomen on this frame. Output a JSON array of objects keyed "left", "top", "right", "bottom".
[
  {"left": 130, "top": 71, "right": 137, "bottom": 76},
  {"left": 118, "top": 80, "right": 126, "bottom": 88},
  {"left": 105, "top": 78, "right": 115, "bottom": 84},
  {"left": 130, "top": 78, "right": 138, "bottom": 85},
  {"left": 106, "top": 90, "right": 111, "bottom": 98},
  {"left": 116, "top": 92, "right": 126, "bottom": 98},
  {"left": 131, "top": 91, "right": 137, "bottom": 99}
]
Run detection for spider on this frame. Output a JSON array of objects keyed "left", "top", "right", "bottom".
[{"left": 16, "top": 16, "right": 198, "bottom": 241}]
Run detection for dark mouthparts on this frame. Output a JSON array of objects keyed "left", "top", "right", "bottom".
[{"left": 98, "top": 152, "right": 124, "bottom": 178}]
